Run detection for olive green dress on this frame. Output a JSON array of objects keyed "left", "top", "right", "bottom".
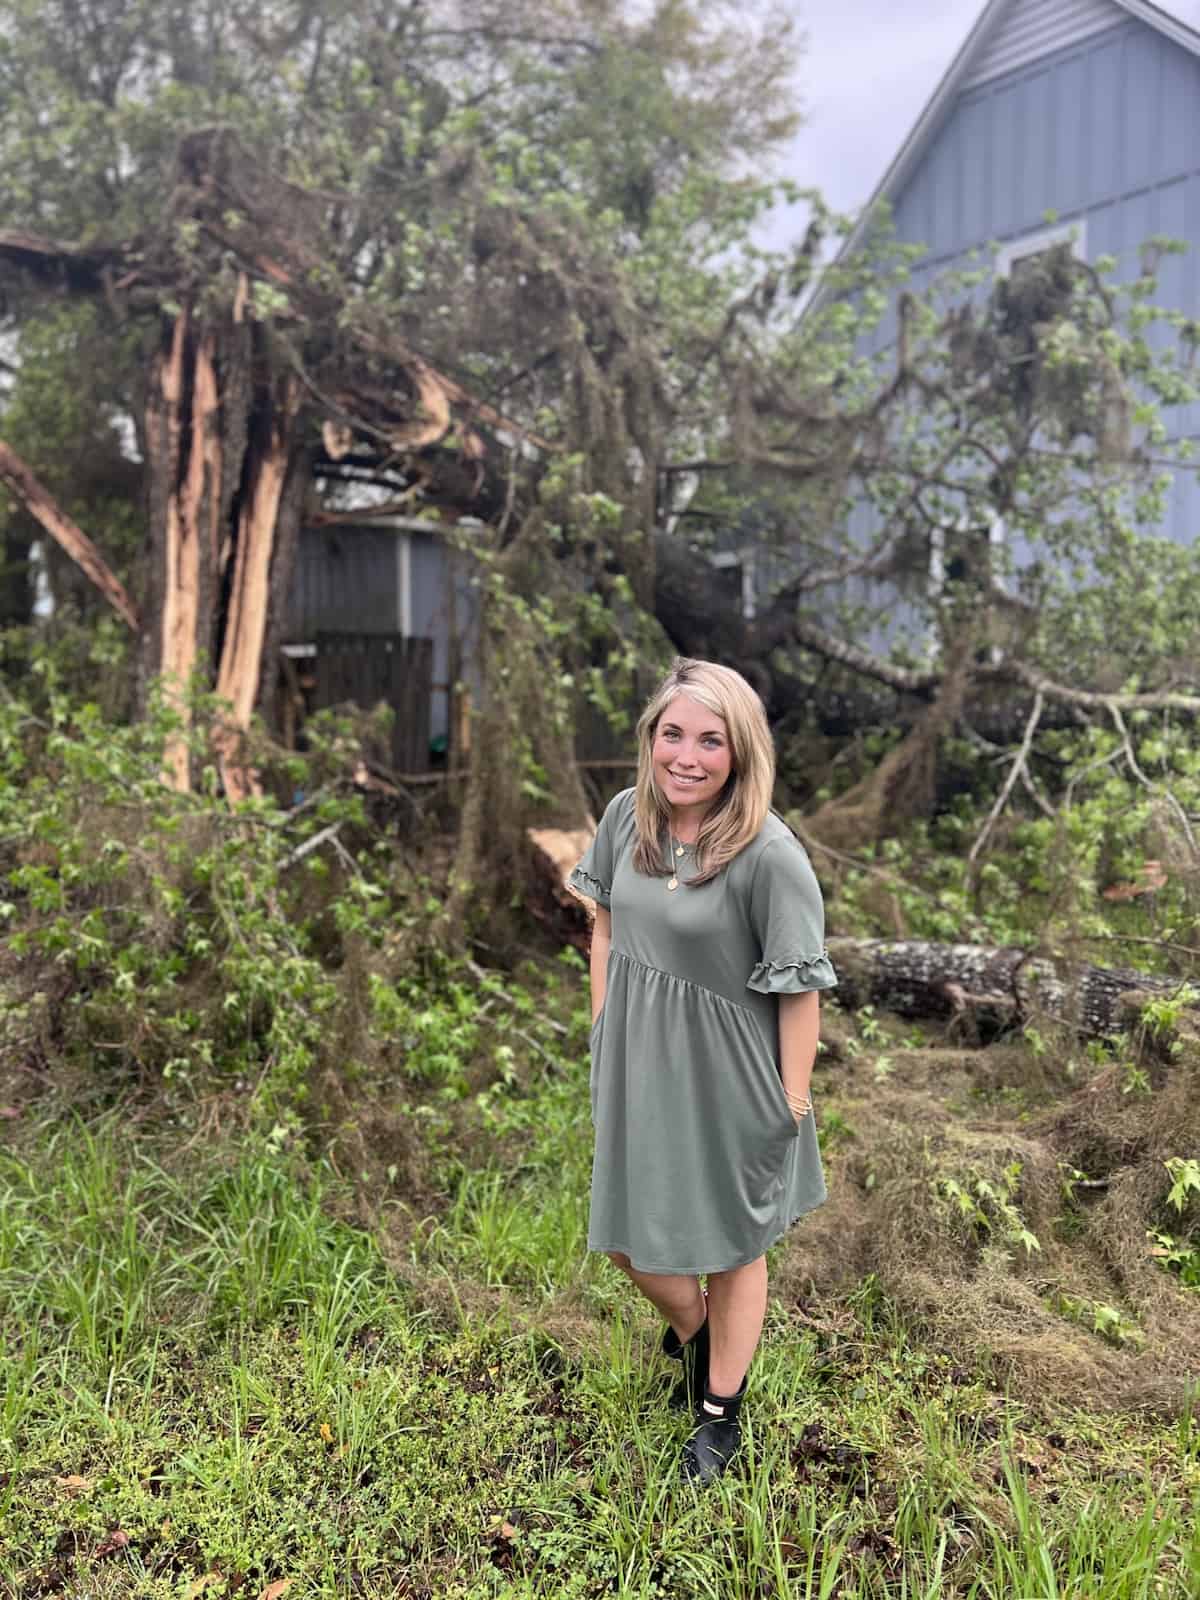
[{"left": 570, "top": 788, "right": 838, "bottom": 1274}]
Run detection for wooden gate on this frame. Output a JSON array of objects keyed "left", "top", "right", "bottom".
[{"left": 314, "top": 632, "right": 434, "bottom": 773}]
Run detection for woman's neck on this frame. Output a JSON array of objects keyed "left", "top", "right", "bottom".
[{"left": 668, "top": 808, "right": 706, "bottom": 844}]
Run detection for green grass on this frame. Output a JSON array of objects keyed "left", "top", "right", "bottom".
[{"left": 2, "top": 1021, "right": 1199, "bottom": 1597}]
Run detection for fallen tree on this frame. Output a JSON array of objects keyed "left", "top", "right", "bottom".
[{"left": 825, "top": 936, "right": 1198, "bottom": 1042}]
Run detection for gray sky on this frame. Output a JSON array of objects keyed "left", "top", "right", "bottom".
[{"left": 763, "top": 0, "right": 982, "bottom": 247}]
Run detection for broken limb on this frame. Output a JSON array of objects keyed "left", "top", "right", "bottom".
[{"left": 0, "top": 439, "right": 139, "bottom": 631}]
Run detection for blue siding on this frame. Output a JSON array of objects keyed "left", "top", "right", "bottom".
[
  {"left": 892, "top": 20, "right": 1200, "bottom": 267},
  {"left": 883, "top": 13, "right": 1200, "bottom": 547},
  {"left": 1085, "top": 32, "right": 1123, "bottom": 201}
]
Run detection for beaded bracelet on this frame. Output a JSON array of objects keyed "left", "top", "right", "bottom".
[{"left": 784, "top": 1090, "right": 813, "bottom": 1121}]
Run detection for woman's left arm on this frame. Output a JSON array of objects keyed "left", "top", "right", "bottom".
[{"left": 778, "top": 989, "right": 821, "bottom": 1117}]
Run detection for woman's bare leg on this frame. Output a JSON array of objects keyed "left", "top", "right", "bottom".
[
  {"left": 604, "top": 1251, "right": 706, "bottom": 1344},
  {"left": 704, "top": 1254, "right": 767, "bottom": 1395}
]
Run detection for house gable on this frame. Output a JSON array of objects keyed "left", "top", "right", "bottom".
[
  {"left": 888, "top": 17, "right": 1200, "bottom": 271},
  {"left": 963, "top": 0, "right": 1125, "bottom": 90},
  {"left": 824, "top": 0, "right": 1200, "bottom": 559}
]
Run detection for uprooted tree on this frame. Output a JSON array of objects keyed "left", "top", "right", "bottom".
[{"left": 2, "top": 0, "right": 1200, "bottom": 927}]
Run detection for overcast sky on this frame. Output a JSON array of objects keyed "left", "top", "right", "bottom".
[{"left": 756, "top": 0, "right": 981, "bottom": 251}]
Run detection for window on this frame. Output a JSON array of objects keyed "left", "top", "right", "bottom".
[{"left": 994, "top": 220, "right": 1087, "bottom": 280}]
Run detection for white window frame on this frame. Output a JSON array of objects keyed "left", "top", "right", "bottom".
[{"left": 995, "top": 220, "right": 1087, "bottom": 279}]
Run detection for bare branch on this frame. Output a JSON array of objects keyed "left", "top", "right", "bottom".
[
  {"left": 787, "top": 616, "right": 938, "bottom": 695},
  {"left": 968, "top": 690, "right": 1044, "bottom": 867},
  {"left": 1105, "top": 701, "right": 1200, "bottom": 861},
  {"left": 996, "top": 659, "right": 1200, "bottom": 714}
]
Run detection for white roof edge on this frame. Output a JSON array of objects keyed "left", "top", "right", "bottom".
[{"left": 804, "top": 0, "right": 1200, "bottom": 317}]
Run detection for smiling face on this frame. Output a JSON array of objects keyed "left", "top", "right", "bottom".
[{"left": 651, "top": 692, "right": 733, "bottom": 827}]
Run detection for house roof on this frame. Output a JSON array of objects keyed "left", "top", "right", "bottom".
[{"left": 806, "top": 0, "right": 1200, "bottom": 312}]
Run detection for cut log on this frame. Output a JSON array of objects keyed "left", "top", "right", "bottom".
[
  {"left": 0, "top": 440, "right": 139, "bottom": 630},
  {"left": 826, "top": 937, "right": 1196, "bottom": 1039}
]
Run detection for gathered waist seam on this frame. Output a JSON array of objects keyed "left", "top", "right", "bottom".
[{"left": 607, "top": 947, "right": 760, "bottom": 1019}]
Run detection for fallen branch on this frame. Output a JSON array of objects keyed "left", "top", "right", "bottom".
[
  {"left": 0, "top": 439, "right": 140, "bottom": 630},
  {"left": 1106, "top": 701, "right": 1200, "bottom": 861}
]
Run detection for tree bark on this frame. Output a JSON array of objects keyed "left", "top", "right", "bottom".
[
  {"left": 153, "top": 313, "right": 221, "bottom": 789},
  {"left": 826, "top": 936, "right": 1196, "bottom": 1039}
]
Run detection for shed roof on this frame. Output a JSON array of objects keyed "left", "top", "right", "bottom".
[{"left": 807, "top": 0, "right": 1200, "bottom": 311}]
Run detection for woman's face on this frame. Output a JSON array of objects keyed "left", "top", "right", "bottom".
[{"left": 651, "top": 693, "right": 733, "bottom": 820}]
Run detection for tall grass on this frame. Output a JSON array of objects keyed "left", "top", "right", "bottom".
[{"left": 2, "top": 1081, "right": 1197, "bottom": 1597}]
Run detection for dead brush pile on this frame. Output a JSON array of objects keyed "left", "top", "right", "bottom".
[{"left": 787, "top": 1017, "right": 1200, "bottom": 1413}]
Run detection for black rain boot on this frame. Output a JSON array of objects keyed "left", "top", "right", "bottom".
[
  {"left": 665, "top": 1313, "right": 709, "bottom": 1411},
  {"left": 681, "top": 1377, "right": 747, "bottom": 1485}
]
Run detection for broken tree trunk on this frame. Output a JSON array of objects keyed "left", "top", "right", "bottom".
[
  {"left": 0, "top": 440, "right": 139, "bottom": 630},
  {"left": 142, "top": 306, "right": 305, "bottom": 798},
  {"left": 148, "top": 311, "right": 221, "bottom": 790},
  {"left": 826, "top": 936, "right": 1197, "bottom": 1039},
  {"left": 212, "top": 375, "right": 302, "bottom": 802}
]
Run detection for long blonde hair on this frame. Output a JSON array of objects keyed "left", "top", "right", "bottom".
[{"left": 632, "top": 658, "right": 775, "bottom": 885}]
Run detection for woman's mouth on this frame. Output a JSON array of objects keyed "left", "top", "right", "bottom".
[{"left": 668, "top": 771, "right": 705, "bottom": 785}]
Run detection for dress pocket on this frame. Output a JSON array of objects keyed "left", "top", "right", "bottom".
[{"left": 767, "top": 1068, "right": 801, "bottom": 1141}]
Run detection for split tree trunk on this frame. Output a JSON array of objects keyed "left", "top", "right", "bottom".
[{"left": 142, "top": 302, "right": 305, "bottom": 796}]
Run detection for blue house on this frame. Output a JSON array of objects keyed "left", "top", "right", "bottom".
[{"left": 812, "top": 0, "right": 1200, "bottom": 620}]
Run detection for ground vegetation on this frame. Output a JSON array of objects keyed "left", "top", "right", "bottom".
[{"left": 1, "top": 671, "right": 1198, "bottom": 1593}]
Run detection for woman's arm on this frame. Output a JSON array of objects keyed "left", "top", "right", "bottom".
[
  {"left": 588, "top": 906, "right": 612, "bottom": 1024},
  {"left": 778, "top": 989, "right": 821, "bottom": 1117}
]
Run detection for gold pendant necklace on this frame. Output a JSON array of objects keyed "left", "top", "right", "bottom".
[{"left": 667, "top": 832, "right": 693, "bottom": 891}]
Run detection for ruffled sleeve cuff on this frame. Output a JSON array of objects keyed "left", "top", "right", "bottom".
[
  {"left": 568, "top": 866, "right": 611, "bottom": 909},
  {"left": 746, "top": 951, "right": 838, "bottom": 994}
]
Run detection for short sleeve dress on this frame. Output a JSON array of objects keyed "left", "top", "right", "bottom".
[{"left": 569, "top": 788, "right": 838, "bottom": 1274}]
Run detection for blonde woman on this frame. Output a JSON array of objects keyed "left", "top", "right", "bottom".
[{"left": 569, "top": 658, "right": 836, "bottom": 1485}]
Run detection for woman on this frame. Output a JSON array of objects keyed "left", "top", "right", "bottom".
[{"left": 569, "top": 658, "right": 836, "bottom": 1485}]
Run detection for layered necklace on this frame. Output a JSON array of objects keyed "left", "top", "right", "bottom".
[{"left": 666, "top": 831, "right": 697, "bottom": 892}]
